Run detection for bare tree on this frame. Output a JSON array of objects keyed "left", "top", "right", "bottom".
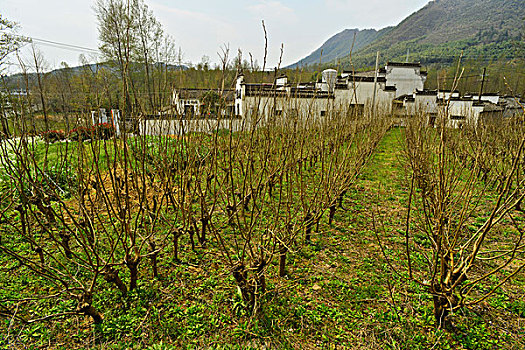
[{"left": 393, "top": 100, "right": 525, "bottom": 329}]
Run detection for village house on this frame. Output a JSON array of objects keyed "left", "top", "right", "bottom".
[
  {"left": 345, "top": 62, "right": 427, "bottom": 98},
  {"left": 234, "top": 62, "right": 428, "bottom": 120},
  {"left": 141, "top": 62, "right": 520, "bottom": 135},
  {"left": 91, "top": 108, "right": 122, "bottom": 135},
  {"left": 334, "top": 75, "right": 397, "bottom": 113},
  {"left": 392, "top": 90, "right": 522, "bottom": 128},
  {"left": 234, "top": 73, "right": 336, "bottom": 121},
  {"left": 171, "top": 88, "right": 235, "bottom": 118}
]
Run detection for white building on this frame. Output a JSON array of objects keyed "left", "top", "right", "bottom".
[
  {"left": 392, "top": 90, "right": 507, "bottom": 128},
  {"left": 346, "top": 62, "right": 427, "bottom": 98},
  {"left": 235, "top": 67, "right": 402, "bottom": 120},
  {"left": 91, "top": 108, "right": 121, "bottom": 135},
  {"left": 383, "top": 62, "right": 427, "bottom": 97},
  {"left": 334, "top": 76, "right": 396, "bottom": 113},
  {"left": 172, "top": 89, "right": 235, "bottom": 118},
  {"left": 235, "top": 74, "right": 335, "bottom": 122}
]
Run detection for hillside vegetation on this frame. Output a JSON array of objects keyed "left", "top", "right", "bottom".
[
  {"left": 291, "top": 0, "right": 524, "bottom": 70},
  {"left": 287, "top": 28, "right": 391, "bottom": 69}
]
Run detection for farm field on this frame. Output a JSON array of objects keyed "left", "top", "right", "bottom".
[
  {"left": 1, "top": 125, "right": 524, "bottom": 349},
  {"left": 2, "top": 0, "right": 525, "bottom": 347}
]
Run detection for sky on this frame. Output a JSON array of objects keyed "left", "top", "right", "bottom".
[{"left": 2, "top": 0, "right": 429, "bottom": 73}]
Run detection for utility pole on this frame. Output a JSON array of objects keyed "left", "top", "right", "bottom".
[
  {"left": 406, "top": 49, "right": 410, "bottom": 63},
  {"left": 478, "top": 67, "right": 486, "bottom": 102},
  {"left": 372, "top": 51, "right": 379, "bottom": 116}
]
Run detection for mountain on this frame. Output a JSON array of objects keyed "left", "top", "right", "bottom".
[
  {"left": 291, "top": 0, "right": 525, "bottom": 69},
  {"left": 287, "top": 28, "right": 391, "bottom": 68},
  {"left": 4, "top": 61, "right": 187, "bottom": 89}
]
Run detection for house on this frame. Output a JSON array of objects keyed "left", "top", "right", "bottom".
[
  {"left": 437, "top": 90, "right": 461, "bottom": 100},
  {"left": 139, "top": 89, "right": 237, "bottom": 136},
  {"left": 234, "top": 64, "right": 409, "bottom": 119},
  {"left": 235, "top": 73, "right": 336, "bottom": 121},
  {"left": 91, "top": 108, "right": 121, "bottom": 135},
  {"left": 334, "top": 75, "right": 397, "bottom": 113},
  {"left": 345, "top": 62, "right": 427, "bottom": 98},
  {"left": 392, "top": 90, "right": 439, "bottom": 124},
  {"left": 171, "top": 89, "right": 235, "bottom": 118},
  {"left": 500, "top": 96, "right": 524, "bottom": 118}
]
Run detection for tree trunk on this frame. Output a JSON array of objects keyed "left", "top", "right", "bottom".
[
  {"left": 148, "top": 241, "right": 159, "bottom": 279},
  {"left": 431, "top": 285, "right": 458, "bottom": 330},
  {"left": 103, "top": 266, "right": 128, "bottom": 296},
  {"left": 328, "top": 204, "right": 336, "bottom": 225},
  {"left": 77, "top": 292, "right": 103, "bottom": 324},
  {"left": 279, "top": 243, "right": 287, "bottom": 277},
  {"left": 35, "top": 247, "right": 44, "bottom": 264},
  {"left": 232, "top": 264, "right": 254, "bottom": 310},
  {"left": 200, "top": 216, "right": 208, "bottom": 245},
  {"left": 172, "top": 229, "right": 181, "bottom": 262},
  {"left": 188, "top": 227, "right": 196, "bottom": 252},
  {"left": 125, "top": 255, "right": 140, "bottom": 291},
  {"left": 305, "top": 212, "right": 313, "bottom": 244},
  {"left": 433, "top": 294, "right": 449, "bottom": 329},
  {"left": 338, "top": 190, "right": 347, "bottom": 208},
  {"left": 255, "top": 259, "right": 266, "bottom": 295},
  {"left": 60, "top": 231, "right": 72, "bottom": 259}
]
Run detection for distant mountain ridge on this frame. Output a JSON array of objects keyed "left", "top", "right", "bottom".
[
  {"left": 287, "top": 27, "right": 391, "bottom": 68},
  {"left": 4, "top": 61, "right": 187, "bottom": 88},
  {"left": 290, "top": 0, "right": 525, "bottom": 69}
]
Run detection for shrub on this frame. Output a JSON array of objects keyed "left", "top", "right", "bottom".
[
  {"left": 69, "top": 126, "right": 92, "bottom": 141},
  {"left": 40, "top": 129, "right": 66, "bottom": 143},
  {"left": 93, "top": 122, "right": 116, "bottom": 139}
]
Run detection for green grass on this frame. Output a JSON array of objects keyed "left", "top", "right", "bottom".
[{"left": 1, "top": 127, "right": 524, "bottom": 349}]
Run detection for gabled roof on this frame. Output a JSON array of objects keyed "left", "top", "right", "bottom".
[
  {"left": 174, "top": 89, "right": 235, "bottom": 102},
  {"left": 243, "top": 83, "right": 334, "bottom": 99},
  {"left": 344, "top": 76, "right": 387, "bottom": 83},
  {"left": 415, "top": 89, "right": 437, "bottom": 96},
  {"left": 387, "top": 62, "right": 421, "bottom": 68}
]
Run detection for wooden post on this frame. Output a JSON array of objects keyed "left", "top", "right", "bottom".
[
  {"left": 372, "top": 51, "right": 380, "bottom": 116},
  {"left": 478, "top": 67, "right": 486, "bottom": 102}
]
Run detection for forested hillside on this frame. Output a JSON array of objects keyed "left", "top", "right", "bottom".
[
  {"left": 292, "top": 0, "right": 524, "bottom": 70},
  {"left": 287, "top": 27, "right": 391, "bottom": 68}
]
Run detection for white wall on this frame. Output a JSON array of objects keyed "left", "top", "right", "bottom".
[
  {"left": 139, "top": 118, "right": 247, "bottom": 136},
  {"left": 385, "top": 66, "right": 426, "bottom": 97},
  {"left": 334, "top": 82, "right": 394, "bottom": 113},
  {"left": 241, "top": 95, "right": 334, "bottom": 121},
  {"left": 445, "top": 100, "right": 483, "bottom": 127}
]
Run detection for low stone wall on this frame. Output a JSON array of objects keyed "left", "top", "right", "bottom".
[{"left": 138, "top": 118, "right": 249, "bottom": 136}]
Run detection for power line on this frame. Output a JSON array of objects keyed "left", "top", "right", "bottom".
[
  {"left": 31, "top": 37, "right": 100, "bottom": 54},
  {"left": 4, "top": 33, "right": 100, "bottom": 54}
]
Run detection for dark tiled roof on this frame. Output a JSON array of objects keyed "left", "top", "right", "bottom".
[
  {"left": 394, "top": 94, "right": 414, "bottom": 102},
  {"left": 244, "top": 84, "right": 334, "bottom": 99},
  {"left": 416, "top": 89, "right": 437, "bottom": 96},
  {"left": 387, "top": 62, "right": 421, "bottom": 68},
  {"left": 175, "top": 89, "right": 235, "bottom": 102},
  {"left": 345, "top": 76, "right": 387, "bottom": 83}
]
